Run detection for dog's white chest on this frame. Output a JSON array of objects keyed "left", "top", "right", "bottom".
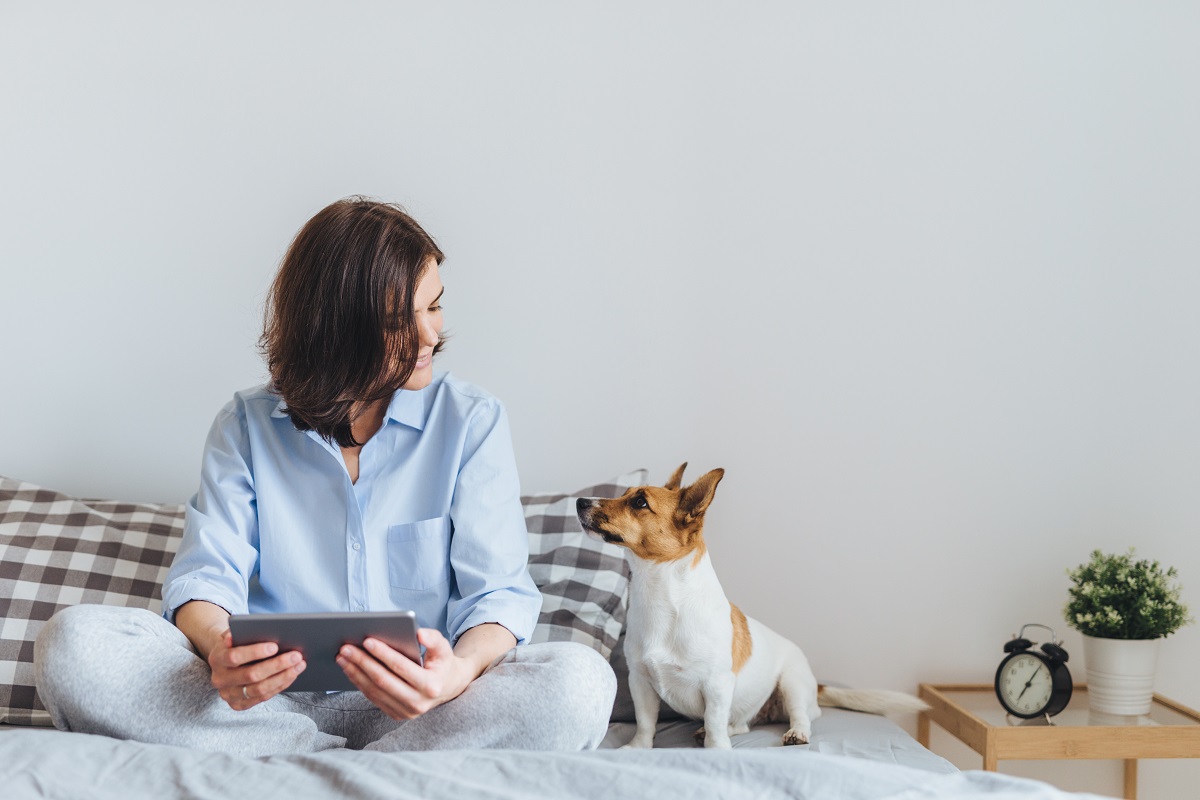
[
  {"left": 645, "top": 663, "right": 706, "bottom": 718},
  {"left": 625, "top": 559, "right": 732, "bottom": 718}
]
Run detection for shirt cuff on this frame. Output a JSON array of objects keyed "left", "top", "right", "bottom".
[
  {"left": 161, "top": 579, "right": 247, "bottom": 624},
  {"left": 450, "top": 598, "right": 539, "bottom": 646}
]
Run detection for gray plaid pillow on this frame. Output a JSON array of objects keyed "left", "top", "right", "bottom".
[
  {"left": 0, "top": 470, "right": 645, "bottom": 726},
  {"left": 522, "top": 469, "right": 646, "bottom": 659},
  {"left": 0, "top": 477, "right": 184, "bottom": 725}
]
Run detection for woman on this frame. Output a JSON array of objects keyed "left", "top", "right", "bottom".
[{"left": 34, "top": 198, "right": 616, "bottom": 755}]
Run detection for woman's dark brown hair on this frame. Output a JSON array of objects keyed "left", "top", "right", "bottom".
[{"left": 260, "top": 197, "right": 445, "bottom": 448}]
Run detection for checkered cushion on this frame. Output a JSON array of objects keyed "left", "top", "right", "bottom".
[
  {"left": 1, "top": 470, "right": 645, "bottom": 726},
  {"left": 0, "top": 477, "right": 185, "bottom": 725},
  {"left": 522, "top": 469, "right": 645, "bottom": 659}
]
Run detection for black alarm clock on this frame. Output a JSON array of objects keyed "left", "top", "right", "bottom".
[{"left": 994, "top": 623, "right": 1073, "bottom": 719}]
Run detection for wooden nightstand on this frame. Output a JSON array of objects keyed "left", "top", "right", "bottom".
[{"left": 918, "top": 684, "right": 1200, "bottom": 800}]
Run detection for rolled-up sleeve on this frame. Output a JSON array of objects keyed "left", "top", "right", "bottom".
[
  {"left": 445, "top": 399, "right": 542, "bottom": 645},
  {"left": 161, "top": 401, "right": 260, "bottom": 622}
]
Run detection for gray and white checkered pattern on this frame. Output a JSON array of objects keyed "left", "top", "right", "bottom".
[
  {"left": 1, "top": 469, "right": 647, "bottom": 726},
  {"left": 522, "top": 469, "right": 645, "bottom": 660},
  {"left": 0, "top": 477, "right": 184, "bottom": 725}
]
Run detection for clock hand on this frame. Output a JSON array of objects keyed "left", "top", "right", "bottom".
[{"left": 1016, "top": 665, "right": 1042, "bottom": 701}]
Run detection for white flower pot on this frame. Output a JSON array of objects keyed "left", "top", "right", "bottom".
[{"left": 1081, "top": 634, "right": 1160, "bottom": 716}]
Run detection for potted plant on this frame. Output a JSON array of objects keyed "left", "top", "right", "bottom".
[{"left": 1064, "top": 548, "right": 1192, "bottom": 715}]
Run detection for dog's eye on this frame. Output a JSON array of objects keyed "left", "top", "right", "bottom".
[{"left": 630, "top": 494, "right": 649, "bottom": 510}]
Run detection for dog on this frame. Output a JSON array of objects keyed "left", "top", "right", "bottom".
[{"left": 576, "top": 463, "right": 928, "bottom": 749}]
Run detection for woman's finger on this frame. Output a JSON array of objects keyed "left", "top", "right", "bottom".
[
  {"left": 221, "top": 640, "right": 281, "bottom": 669},
  {"left": 339, "top": 645, "right": 422, "bottom": 701},
  {"left": 417, "top": 628, "right": 452, "bottom": 661},
  {"left": 358, "top": 627, "right": 447, "bottom": 699},
  {"left": 214, "top": 650, "right": 302, "bottom": 691},
  {"left": 337, "top": 650, "right": 418, "bottom": 719},
  {"left": 240, "top": 651, "right": 305, "bottom": 686},
  {"left": 243, "top": 659, "right": 307, "bottom": 707},
  {"left": 220, "top": 655, "right": 306, "bottom": 710},
  {"left": 360, "top": 637, "right": 425, "bottom": 689}
]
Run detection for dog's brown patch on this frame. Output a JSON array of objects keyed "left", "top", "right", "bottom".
[{"left": 731, "top": 603, "right": 752, "bottom": 673}]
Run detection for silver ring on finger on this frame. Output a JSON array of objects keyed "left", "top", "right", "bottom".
[{"left": 242, "top": 685, "right": 250, "bottom": 700}]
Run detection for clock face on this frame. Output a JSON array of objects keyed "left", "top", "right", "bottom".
[{"left": 998, "top": 652, "right": 1054, "bottom": 716}]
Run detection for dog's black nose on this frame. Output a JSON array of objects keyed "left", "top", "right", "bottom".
[{"left": 576, "top": 498, "right": 593, "bottom": 512}]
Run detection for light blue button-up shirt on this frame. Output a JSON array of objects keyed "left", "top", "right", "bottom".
[{"left": 162, "top": 372, "right": 542, "bottom": 645}]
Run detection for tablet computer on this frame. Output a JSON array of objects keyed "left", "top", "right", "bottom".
[{"left": 228, "top": 610, "right": 422, "bottom": 693}]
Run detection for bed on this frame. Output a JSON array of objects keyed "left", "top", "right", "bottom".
[{"left": 0, "top": 472, "right": 1108, "bottom": 798}]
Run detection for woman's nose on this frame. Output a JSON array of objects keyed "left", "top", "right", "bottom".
[{"left": 418, "top": 315, "right": 440, "bottom": 346}]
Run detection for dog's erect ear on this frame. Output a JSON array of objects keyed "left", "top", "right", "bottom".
[
  {"left": 677, "top": 468, "right": 724, "bottom": 521},
  {"left": 664, "top": 462, "right": 688, "bottom": 491}
]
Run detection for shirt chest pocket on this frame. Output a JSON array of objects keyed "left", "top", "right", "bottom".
[{"left": 387, "top": 516, "right": 452, "bottom": 590}]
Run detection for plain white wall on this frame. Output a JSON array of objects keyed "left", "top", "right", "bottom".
[{"left": 2, "top": 3, "right": 1197, "bottom": 795}]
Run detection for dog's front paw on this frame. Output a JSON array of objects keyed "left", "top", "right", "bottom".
[
  {"left": 622, "top": 735, "right": 655, "bottom": 749},
  {"left": 782, "top": 728, "right": 810, "bottom": 746}
]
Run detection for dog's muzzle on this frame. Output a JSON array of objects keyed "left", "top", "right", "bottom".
[
  {"left": 575, "top": 497, "right": 596, "bottom": 529},
  {"left": 576, "top": 498, "right": 624, "bottom": 544}
]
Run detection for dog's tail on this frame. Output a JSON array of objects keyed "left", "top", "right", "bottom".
[{"left": 817, "top": 686, "right": 929, "bottom": 715}]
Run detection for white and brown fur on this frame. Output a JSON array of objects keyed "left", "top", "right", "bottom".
[{"left": 577, "top": 463, "right": 927, "bottom": 749}]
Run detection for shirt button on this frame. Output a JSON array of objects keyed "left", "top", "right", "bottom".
[{"left": 352, "top": 542, "right": 361, "bottom": 551}]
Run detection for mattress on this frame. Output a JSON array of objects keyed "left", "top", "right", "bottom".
[{"left": 1, "top": 712, "right": 1115, "bottom": 800}]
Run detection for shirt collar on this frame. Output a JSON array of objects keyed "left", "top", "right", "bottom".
[
  {"left": 384, "top": 388, "right": 426, "bottom": 430},
  {"left": 270, "top": 388, "right": 426, "bottom": 431}
]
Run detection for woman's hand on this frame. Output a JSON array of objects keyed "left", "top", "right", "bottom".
[
  {"left": 336, "top": 628, "right": 472, "bottom": 719},
  {"left": 337, "top": 624, "right": 514, "bottom": 720},
  {"left": 208, "top": 630, "right": 307, "bottom": 710},
  {"left": 176, "top": 600, "right": 307, "bottom": 710}
]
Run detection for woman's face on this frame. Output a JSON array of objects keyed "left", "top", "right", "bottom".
[{"left": 402, "top": 263, "right": 444, "bottom": 391}]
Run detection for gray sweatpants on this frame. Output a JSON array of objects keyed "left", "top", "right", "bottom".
[{"left": 34, "top": 605, "right": 616, "bottom": 757}]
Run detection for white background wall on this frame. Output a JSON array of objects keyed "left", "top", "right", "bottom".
[{"left": 2, "top": 3, "right": 1197, "bottom": 795}]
